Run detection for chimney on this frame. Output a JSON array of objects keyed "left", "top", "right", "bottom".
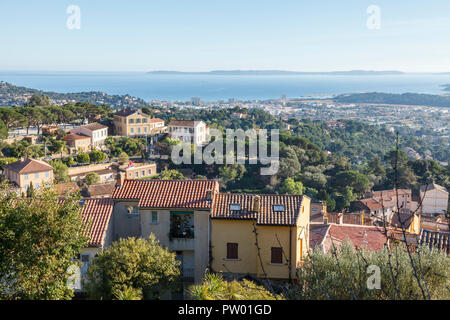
[
  {"left": 206, "top": 190, "right": 213, "bottom": 201},
  {"left": 116, "top": 171, "right": 126, "bottom": 187},
  {"left": 323, "top": 213, "right": 329, "bottom": 225},
  {"left": 338, "top": 212, "right": 343, "bottom": 225},
  {"left": 253, "top": 195, "right": 261, "bottom": 213}
]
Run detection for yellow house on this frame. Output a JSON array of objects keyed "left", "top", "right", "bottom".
[
  {"left": 390, "top": 211, "right": 421, "bottom": 234},
  {"left": 211, "top": 193, "right": 310, "bottom": 281},
  {"left": 2, "top": 158, "right": 54, "bottom": 192},
  {"left": 113, "top": 108, "right": 165, "bottom": 137}
]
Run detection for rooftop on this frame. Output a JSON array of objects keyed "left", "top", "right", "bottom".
[
  {"left": 79, "top": 122, "right": 108, "bottom": 131},
  {"left": 112, "top": 179, "right": 219, "bottom": 209},
  {"left": 211, "top": 193, "right": 308, "bottom": 226},
  {"left": 80, "top": 198, "right": 114, "bottom": 247},
  {"left": 4, "top": 158, "right": 53, "bottom": 174}
]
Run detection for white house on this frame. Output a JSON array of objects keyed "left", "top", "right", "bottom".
[
  {"left": 71, "top": 122, "right": 108, "bottom": 149},
  {"left": 420, "top": 183, "right": 449, "bottom": 215},
  {"left": 167, "top": 120, "right": 208, "bottom": 146}
]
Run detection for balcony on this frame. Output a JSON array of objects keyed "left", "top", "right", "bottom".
[
  {"left": 169, "top": 211, "right": 195, "bottom": 250},
  {"left": 169, "top": 238, "right": 195, "bottom": 251}
]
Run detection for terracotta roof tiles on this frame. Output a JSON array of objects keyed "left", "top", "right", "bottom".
[{"left": 80, "top": 198, "right": 113, "bottom": 246}]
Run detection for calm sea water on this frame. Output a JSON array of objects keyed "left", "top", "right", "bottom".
[{"left": 1, "top": 71, "right": 450, "bottom": 102}]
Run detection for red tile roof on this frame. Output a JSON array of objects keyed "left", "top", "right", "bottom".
[
  {"left": 80, "top": 198, "right": 113, "bottom": 246},
  {"left": 54, "top": 182, "right": 80, "bottom": 195},
  {"left": 112, "top": 179, "right": 219, "bottom": 209},
  {"left": 80, "top": 122, "right": 108, "bottom": 131},
  {"left": 358, "top": 198, "right": 383, "bottom": 211},
  {"left": 63, "top": 133, "right": 90, "bottom": 141},
  {"left": 4, "top": 158, "right": 53, "bottom": 174},
  {"left": 150, "top": 118, "right": 164, "bottom": 123},
  {"left": 328, "top": 225, "right": 388, "bottom": 251},
  {"left": 211, "top": 193, "right": 308, "bottom": 226}
]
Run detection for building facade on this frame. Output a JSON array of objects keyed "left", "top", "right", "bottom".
[
  {"left": 420, "top": 184, "right": 449, "bottom": 215},
  {"left": 210, "top": 193, "right": 311, "bottom": 280},
  {"left": 111, "top": 179, "right": 220, "bottom": 283},
  {"left": 2, "top": 158, "right": 54, "bottom": 192},
  {"left": 113, "top": 108, "right": 165, "bottom": 137},
  {"left": 71, "top": 122, "right": 108, "bottom": 149},
  {"left": 63, "top": 133, "right": 92, "bottom": 153},
  {"left": 168, "top": 120, "right": 208, "bottom": 146}
]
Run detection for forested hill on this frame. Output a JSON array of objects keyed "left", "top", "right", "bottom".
[
  {"left": 0, "top": 82, "right": 149, "bottom": 108},
  {"left": 334, "top": 92, "right": 450, "bottom": 108}
]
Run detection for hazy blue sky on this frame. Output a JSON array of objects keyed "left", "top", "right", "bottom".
[{"left": 1, "top": 0, "right": 450, "bottom": 72}]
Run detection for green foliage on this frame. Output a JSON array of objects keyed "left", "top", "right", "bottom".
[
  {"left": 84, "top": 172, "right": 100, "bottom": 185},
  {"left": 287, "top": 241, "right": 450, "bottom": 300},
  {"left": 105, "top": 136, "right": 146, "bottom": 157},
  {"left": 89, "top": 150, "right": 107, "bottom": 163},
  {"left": 76, "top": 152, "right": 90, "bottom": 164},
  {"left": 0, "top": 183, "right": 88, "bottom": 299},
  {"left": 154, "top": 168, "right": 185, "bottom": 180},
  {"left": 333, "top": 170, "right": 371, "bottom": 195},
  {"left": 118, "top": 151, "right": 129, "bottom": 165},
  {"left": 49, "top": 159, "right": 70, "bottom": 183},
  {"left": 84, "top": 235, "right": 180, "bottom": 300},
  {"left": 280, "top": 178, "right": 304, "bottom": 195},
  {"left": 188, "top": 273, "right": 279, "bottom": 300}
]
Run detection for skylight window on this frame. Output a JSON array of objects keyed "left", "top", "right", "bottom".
[
  {"left": 273, "top": 205, "right": 285, "bottom": 212},
  {"left": 230, "top": 204, "right": 241, "bottom": 211}
]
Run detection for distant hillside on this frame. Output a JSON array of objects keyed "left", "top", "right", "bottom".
[
  {"left": 147, "top": 70, "right": 404, "bottom": 76},
  {"left": 334, "top": 92, "right": 450, "bottom": 108},
  {"left": 0, "top": 82, "right": 149, "bottom": 108}
]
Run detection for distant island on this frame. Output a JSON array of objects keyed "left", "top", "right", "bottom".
[{"left": 147, "top": 70, "right": 405, "bottom": 76}]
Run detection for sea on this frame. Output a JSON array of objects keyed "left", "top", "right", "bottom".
[{"left": 1, "top": 71, "right": 450, "bottom": 102}]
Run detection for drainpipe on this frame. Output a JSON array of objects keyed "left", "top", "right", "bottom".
[{"left": 289, "top": 227, "right": 292, "bottom": 282}]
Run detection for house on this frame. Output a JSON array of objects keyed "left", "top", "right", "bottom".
[
  {"left": 62, "top": 133, "right": 91, "bottom": 153},
  {"left": 168, "top": 120, "right": 208, "bottom": 146},
  {"left": 111, "top": 179, "right": 220, "bottom": 284},
  {"left": 54, "top": 181, "right": 80, "bottom": 197},
  {"left": 69, "top": 168, "right": 116, "bottom": 184},
  {"left": 68, "top": 198, "right": 114, "bottom": 293},
  {"left": 310, "top": 202, "right": 327, "bottom": 224},
  {"left": 113, "top": 108, "right": 165, "bottom": 137},
  {"left": 210, "top": 193, "right": 311, "bottom": 281},
  {"left": 310, "top": 224, "right": 388, "bottom": 253},
  {"left": 119, "top": 161, "right": 157, "bottom": 180},
  {"left": 420, "top": 183, "right": 449, "bottom": 216},
  {"left": 71, "top": 122, "right": 108, "bottom": 149},
  {"left": 2, "top": 158, "right": 54, "bottom": 192},
  {"left": 390, "top": 212, "right": 421, "bottom": 234},
  {"left": 83, "top": 182, "right": 116, "bottom": 198}
]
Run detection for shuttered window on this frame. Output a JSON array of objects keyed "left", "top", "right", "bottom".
[
  {"left": 227, "top": 243, "right": 238, "bottom": 259},
  {"left": 271, "top": 247, "right": 283, "bottom": 264}
]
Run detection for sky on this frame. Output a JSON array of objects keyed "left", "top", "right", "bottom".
[{"left": 1, "top": 0, "right": 450, "bottom": 72}]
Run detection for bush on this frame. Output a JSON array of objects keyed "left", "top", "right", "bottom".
[
  {"left": 84, "top": 172, "right": 100, "bottom": 185},
  {"left": 76, "top": 152, "right": 90, "bottom": 164}
]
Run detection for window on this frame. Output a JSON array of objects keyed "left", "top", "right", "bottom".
[
  {"left": 142, "top": 171, "right": 145, "bottom": 177},
  {"left": 230, "top": 204, "right": 241, "bottom": 211},
  {"left": 273, "top": 205, "right": 285, "bottom": 212},
  {"left": 135, "top": 172, "right": 138, "bottom": 178},
  {"left": 81, "top": 254, "right": 90, "bottom": 263},
  {"left": 136, "top": 118, "right": 141, "bottom": 124},
  {"left": 142, "top": 118, "right": 147, "bottom": 123},
  {"left": 129, "top": 119, "right": 134, "bottom": 124},
  {"left": 128, "top": 206, "right": 139, "bottom": 216},
  {"left": 34, "top": 172, "right": 39, "bottom": 179},
  {"left": 151, "top": 211, "right": 158, "bottom": 224},
  {"left": 227, "top": 243, "right": 238, "bottom": 259},
  {"left": 271, "top": 247, "right": 283, "bottom": 264},
  {"left": 24, "top": 174, "right": 28, "bottom": 180},
  {"left": 144, "top": 127, "right": 147, "bottom": 133},
  {"left": 148, "top": 169, "right": 152, "bottom": 175},
  {"left": 35, "top": 183, "right": 39, "bottom": 189},
  {"left": 130, "top": 128, "right": 134, "bottom": 133},
  {"left": 138, "top": 127, "right": 141, "bottom": 133}
]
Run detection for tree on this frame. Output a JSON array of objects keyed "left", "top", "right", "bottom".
[
  {"left": 334, "top": 170, "right": 371, "bottom": 194},
  {"left": 0, "top": 119, "right": 8, "bottom": 139},
  {"left": 118, "top": 151, "right": 129, "bottom": 165},
  {"left": 49, "top": 159, "right": 70, "bottom": 183},
  {"left": 84, "top": 235, "right": 180, "bottom": 300},
  {"left": 84, "top": 172, "right": 100, "bottom": 185},
  {"left": 188, "top": 273, "right": 278, "bottom": 300},
  {"left": 154, "top": 168, "right": 185, "bottom": 180},
  {"left": 286, "top": 241, "right": 450, "bottom": 300},
  {"left": 278, "top": 146, "right": 301, "bottom": 179},
  {"left": 0, "top": 107, "right": 26, "bottom": 129},
  {"left": 279, "top": 178, "right": 304, "bottom": 195},
  {"left": 89, "top": 150, "right": 107, "bottom": 163},
  {"left": 76, "top": 152, "right": 90, "bottom": 164},
  {"left": 0, "top": 183, "right": 88, "bottom": 299}
]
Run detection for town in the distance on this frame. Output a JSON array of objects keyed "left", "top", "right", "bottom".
[{"left": 0, "top": 82, "right": 448, "bottom": 300}]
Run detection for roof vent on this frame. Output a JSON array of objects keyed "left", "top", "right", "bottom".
[{"left": 253, "top": 195, "right": 261, "bottom": 213}]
